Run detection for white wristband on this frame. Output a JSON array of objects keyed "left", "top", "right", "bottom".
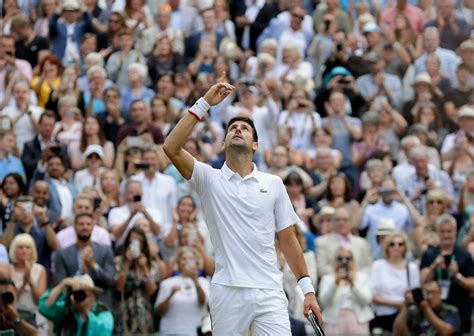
[
  {"left": 189, "top": 97, "right": 210, "bottom": 120},
  {"left": 298, "top": 276, "right": 315, "bottom": 295}
]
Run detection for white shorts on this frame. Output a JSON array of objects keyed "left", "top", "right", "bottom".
[{"left": 209, "top": 284, "right": 291, "bottom": 336}]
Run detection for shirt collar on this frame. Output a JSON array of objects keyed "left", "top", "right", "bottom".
[{"left": 221, "top": 162, "right": 260, "bottom": 182}]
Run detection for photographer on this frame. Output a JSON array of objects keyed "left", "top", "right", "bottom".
[
  {"left": 393, "top": 280, "right": 460, "bottom": 335},
  {"left": 420, "top": 214, "right": 474, "bottom": 332},
  {"left": 0, "top": 277, "right": 38, "bottom": 335},
  {"left": 39, "top": 274, "right": 113, "bottom": 336}
]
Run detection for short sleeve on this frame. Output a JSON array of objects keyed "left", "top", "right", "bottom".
[
  {"left": 188, "top": 159, "right": 215, "bottom": 195},
  {"left": 420, "top": 248, "right": 438, "bottom": 270},
  {"left": 155, "top": 279, "right": 173, "bottom": 306},
  {"left": 444, "top": 311, "right": 461, "bottom": 332},
  {"left": 273, "top": 178, "right": 300, "bottom": 232}
]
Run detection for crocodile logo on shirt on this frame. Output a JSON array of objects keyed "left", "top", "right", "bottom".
[{"left": 260, "top": 189, "right": 268, "bottom": 193}]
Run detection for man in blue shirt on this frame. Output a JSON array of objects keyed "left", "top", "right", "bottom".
[{"left": 0, "top": 130, "right": 26, "bottom": 182}]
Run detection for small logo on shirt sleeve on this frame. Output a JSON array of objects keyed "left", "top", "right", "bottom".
[{"left": 259, "top": 189, "right": 268, "bottom": 193}]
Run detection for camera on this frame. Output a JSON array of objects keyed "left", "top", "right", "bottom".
[
  {"left": 133, "top": 195, "right": 142, "bottom": 203},
  {"left": 49, "top": 145, "right": 62, "bottom": 156},
  {"left": 443, "top": 255, "right": 452, "bottom": 267},
  {"left": 0, "top": 290, "right": 14, "bottom": 305},
  {"left": 135, "top": 162, "right": 150, "bottom": 170},
  {"left": 336, "top": 43, "right": 344, "bottom": 52},
  {"left": 324, "top": 19, "right": 331, "bottom": 31},
  {"left": 243, "top": 80, "right": 255, "bottom": 87},
  {"left": 72, "top": 290, "right": 87, "bottom": 303},
  {"left": 411, "top": 287, "right": 424, "bottom": 304}
]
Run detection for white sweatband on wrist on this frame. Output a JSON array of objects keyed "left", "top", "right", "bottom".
[
  {"left": 188, "top": 97, "right": 210, "bottom": 120},
  {"left": 298, "top": 276, "right": 315, "bottom": 295}
]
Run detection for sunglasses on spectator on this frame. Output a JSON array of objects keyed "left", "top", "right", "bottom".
[
  {"left": 390, "top": 241, "right": 405, "bottom": 247},
  {"left": 428, "top": 199, "right": 443, "bottom": 205},
  {"left": 292, "top": 14, "right": 304, "bottom": 20},
  {"left": 337, "top": 256, "right": 352, "bottom": 261}
]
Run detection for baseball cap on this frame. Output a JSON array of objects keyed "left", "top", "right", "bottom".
[
  {"left": 412, "top": 72, "right": 432, "bottom": 86},
  {"left": 84, "top": 144, "right": 104, "bottom": 159},
  {"left": 319, "top": 206, "right": 335, "bottom": 216},
  {"left": 459, "top": 39, "right": 474, "bottom": 51},
  {"left": 63, "top": 0, "right": 80, "bottom": 11},
  {"left": 366, "top": 52, "right": 382, "bottom": 63},
  {"left": 458, "top": 105, "right": 474, "bottom": 118},
  {"left": 363, "top": 22, "right": 381, "bottom": 34}
]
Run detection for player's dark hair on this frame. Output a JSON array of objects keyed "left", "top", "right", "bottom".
[{"left": 224, "top": 116, "right": 259, "bottom": 142}]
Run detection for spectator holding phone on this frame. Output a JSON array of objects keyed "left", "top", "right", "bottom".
[
  {"left": 114, "top": 226, "right": 161, "bottom": 334},
  {"left": 393, "top": 280, "right": 460, "bottom": 335},
  {"left": 2, "top": 195, "right": 59, "bottom": 271},
  {"left": 39, "top": 274, "right": 113, "bottom": 335},
  {"left": 370, "top": 231, "right": 420, "bottom": 333},
  {"left": 108, "top": 180, "right": 162, "bottom": 248},
  {"left": 420, "top": 214, "right": 474, "bottom": 332},
  {"left": 155, "top": 246, "right": 210, "bottom": 336},
  {"left": 318, "top": 247, "right": 373, "bottom": 334},
  {"left": 0, "top": 173, "right": 26, "bottom": 235}
]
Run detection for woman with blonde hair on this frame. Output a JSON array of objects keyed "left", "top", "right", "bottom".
[
  {"left": 369, "top": 231, "right": 420, "bottom": 333},
  {"left": 414, "top": 189, "right": 449, "bottom": 246},
  {"left": 318, "top": 247, "right": 373, "bottom": 334},
  {"left": 9, "top": 233, "right": 48, "bottom": 334},
  {"left": 155, "top": 246, "right": 210, "bottom": 335}
]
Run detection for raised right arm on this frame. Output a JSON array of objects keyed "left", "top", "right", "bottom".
[{"left": 163, "top": 75, "right": 234, "bottom": 180}]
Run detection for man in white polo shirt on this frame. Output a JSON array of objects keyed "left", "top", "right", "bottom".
[{"left": 163, "top": 76, "right": 321, "bottom": 335}]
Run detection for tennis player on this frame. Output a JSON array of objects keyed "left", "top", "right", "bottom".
[{"left": 163, "top": 75, "right": 321, "bottom": 335}]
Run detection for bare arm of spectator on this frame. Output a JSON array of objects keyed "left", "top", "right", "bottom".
[
  {"left": 111, "top": 214, "right": 134, "bottom": 242},
  {"left": 194, "top": 240, "right": 215, "bottom": 277},
  {"left": 393, "top": 293, "right": 411, "bottom": 336}
]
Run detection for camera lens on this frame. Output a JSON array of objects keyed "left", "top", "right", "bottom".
[
  {"left": 2, "top": 291, "right": 14, "bottom": 305},
  {"left": 72, "top": 290, "right": 87, "bottom": 303}
]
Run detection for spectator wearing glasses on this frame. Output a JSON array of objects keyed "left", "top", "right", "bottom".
[
  {"left": 318, "top": 247, "right": 373, "bottom": 334},
  {"left": 420, "top": 214, "right": 474, "bottom": 333},
  {"left": 369, "top": 231, "right": 420, "bottom": 334}
]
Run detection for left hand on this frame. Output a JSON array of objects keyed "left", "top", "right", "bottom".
[
  {"left": 303, "top": 292, "right": 322, "bottom": 323},
  {"left": 449, "top": 260, "right": 459, "bottom": 277}
]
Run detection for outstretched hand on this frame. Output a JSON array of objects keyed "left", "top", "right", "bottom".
[{"left": 203, "top": 73, "right": 235, "bottom": 106}]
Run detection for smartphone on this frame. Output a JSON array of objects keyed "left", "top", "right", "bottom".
[
  {"left": 324, "top": 19, "right": 331, "bottom": 31},
  {"left": 135, "top": 162, "right": 150, "bottom": 170},
  {"left": 188, "top": 228, "right": 197, "bottom": 245},
  {"left": 133, "top": 195, "right": 142, "bottom": 203},
  {"left": 411, "top": 287, "right": 424, "bottom": 304},
  {"left": 130, "top": 239, "right": 141, "bottom": 259},
  {"left": 49, "top": 145, "right": 62, "bottom": 156},
  {"left": 379, "top": 187, "right": 394, "bottom": 197},
  {"left": 340, "top": 262, "right": 349, "bottom": 273},
  {"left": 23, "top": 202, "right": 33, "bottom": 214},
  {"left": 443, "top": 255, "right": 452, "bottom": 267},
  {"left": 127, "top": 136, "right": 144, "bottom": 148},
  {"left": 93, "top": 197, "right": 101, "bottom": 210}
]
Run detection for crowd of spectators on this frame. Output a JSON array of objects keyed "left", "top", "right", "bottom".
[{"left": 0, "top": 0, "right": 473, "bottom": 334}]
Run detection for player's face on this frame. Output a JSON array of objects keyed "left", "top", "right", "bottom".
[{"left": 223, "top": 121, "right": 258, "bottom": 153}]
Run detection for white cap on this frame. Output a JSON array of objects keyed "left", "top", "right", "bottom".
[
  {"left": 458, "top": 105, "right": 474, "bottom": 119},
  {"left": 72, "top": 274, "right": 102, "bottom": 292},
  {"left": 84, "top": 144, "right": 104, "bottom": 160},
  {"left": 63, "top": 0, "right": 80, "bottom": 10}
]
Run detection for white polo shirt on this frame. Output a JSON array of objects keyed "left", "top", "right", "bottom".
[{"left": 189, "top": 160, "right": 300, "bottom": 290}]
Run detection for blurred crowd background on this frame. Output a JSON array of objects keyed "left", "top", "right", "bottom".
[{"left": 0, "top": 0, "right": 473, "bottom": 334}]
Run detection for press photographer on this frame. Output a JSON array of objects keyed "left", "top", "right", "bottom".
[
  {"left": 0, "top": 277, "right": 38, "bottom": 335},
  {"left": 393, "top": 280, "right": 460, "bottom": 335},
  {"left": 39, "top": 274, "right": 113, "bottom": 335}
]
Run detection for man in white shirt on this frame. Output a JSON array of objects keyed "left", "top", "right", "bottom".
[
  {"left": 56, "top": 196, "right": 111, "bottom": 249},
  {"left": 163, "top": 76, "right": 321, "bottom": 334},
  {"left": 108, "top": 180, "right": 162, "bottom": 247},
  {"left": 2, "top": 80, "right": 43, "bottom": 153},
  {"left": 132, "top": 147, "right": 177, "bottom": 235}
]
